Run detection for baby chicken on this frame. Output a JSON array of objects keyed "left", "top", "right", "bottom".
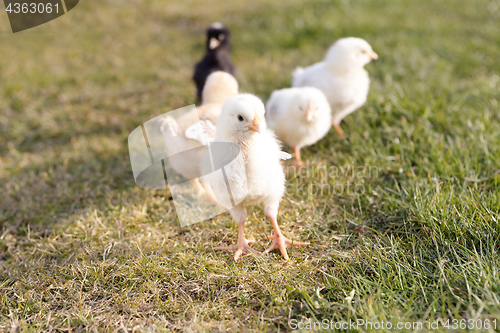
[
  {"left": 292, "top": 37, "right": 378, "bottom": 137},
  {"left": 266, "top": 87, "right": 332, "bottom": 166},
  {"left": 201, "top": 94, "right": 309, "bottom": 260},
  {"left": 193, "top": 22, "right": 236, "bottom": 101},
  {"left": 161, "top": 72, "right": 238, "bottom": 202}
]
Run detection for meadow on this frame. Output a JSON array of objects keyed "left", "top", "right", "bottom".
[{"left": 1, "top": 0, "right": 500, "bottom": 331}]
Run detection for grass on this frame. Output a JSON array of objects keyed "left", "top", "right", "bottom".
[{"left": 1, "top": 0, "right": 500, "bottom": 331}]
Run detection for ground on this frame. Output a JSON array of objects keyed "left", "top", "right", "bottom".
[{"left": 1, "top": 0, "right": 500, "bottom": 331}]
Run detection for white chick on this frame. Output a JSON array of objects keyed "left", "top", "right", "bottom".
[
  {"left": 292, "top": 37, "right": 378, "bottom": 137},
  {"left": 160, "top": 71, "right": 238, "bottom": 202},
  {"left": 266, "top": 87, "right": 332, "bottom": 166},
  {"left": 201, "top": 94, "right": 309, "bottom": 260}
]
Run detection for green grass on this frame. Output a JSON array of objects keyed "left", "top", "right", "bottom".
[{"left": 1, "top": 0, "right": 500, "bottom": 331}]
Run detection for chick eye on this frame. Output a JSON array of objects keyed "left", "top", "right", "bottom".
[
  {"left": 237, "top": 115, "right": 244, "bottom": 121},
  {"left": 218, "top": 34, "right": 225, "bottom": 40}
]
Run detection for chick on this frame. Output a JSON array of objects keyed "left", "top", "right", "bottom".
[
  {"left": 161, "top": 72, "right": 238, "bottom": 202},
  {"left": 292, "top": 37, "right": 378, "bottom": 137},
  {"left": 201, "top": 94, "right": 309, "bottom": 260},
  {"left": 193, "top": 22, "right": 236, "bottom": 101},
  {"left": 266, "top": 87, "right": 332, "bottom": 166}
]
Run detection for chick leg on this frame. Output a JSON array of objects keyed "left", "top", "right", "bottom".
[
  {"left": 292, "top": 146, "right": 305, "bottom": 167},
  {"left": 214, "top": 206, "right": 258, "bottom": 260},
  {"left": 199, "top": 177, "right": 218, "bottom": 204},
  {"left": 332, "top": 124, "right": 344, "bottom": 138},
  {"left": 262, "top": 205, "right": 309, "bottom": 260},
  {"left": 190, "top": 179, "right": 206, "bottom": 197}
]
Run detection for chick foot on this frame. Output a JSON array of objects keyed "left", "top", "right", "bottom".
[
  {"left": 214, "top": 238, "right": 259, "bottom": 260},
  {"left": 292, "top": 159, "right": 305, "bottom": 167},
  {"left": 263, "top": 233, "right": 309, "bottom": 260}
]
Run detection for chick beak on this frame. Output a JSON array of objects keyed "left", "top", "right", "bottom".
[
  {"left": 304, "top": 106, "right": 313, "bottom": 121},
  {"left": 209, "top": 38, "right": 221, "bottom": 50},
  {"left": 248, "top": 116, "right": 261, "bottom": 133},
  {"left": 370, "top": 51, "right": 378, "bottom": 60}
]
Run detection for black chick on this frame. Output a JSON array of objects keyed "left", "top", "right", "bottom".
[{"left": 193, "top": 22, "right": 236, "bottom": 102}]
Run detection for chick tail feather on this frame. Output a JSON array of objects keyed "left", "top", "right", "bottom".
[{"left": 279, "top": 152, "right": 292, "bottom": 160}]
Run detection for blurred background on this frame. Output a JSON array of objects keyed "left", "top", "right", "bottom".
[
  {"left": 1, "top": 0, "right": 498, "bottom": 225},
  {"left": 1, "top": 0, "right": 499, "bottom": 330}
]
